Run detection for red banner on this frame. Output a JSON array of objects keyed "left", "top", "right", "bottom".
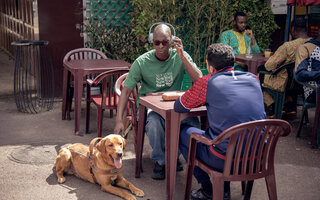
[{"left": 287, "top": 0, "right": 320, "bottom": 6}]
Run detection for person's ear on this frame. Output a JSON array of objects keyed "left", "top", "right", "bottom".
[{"left": 208, "top": 65, "right": 216, "bottom": 74}]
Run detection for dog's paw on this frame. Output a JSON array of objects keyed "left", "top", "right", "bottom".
[
  {"left": 124, "top": 194, "right": 136, "bottom": 200},
  {"left": 57, "top": 177, "right": 66, "bottom": 184},
  {"left": 133, "top": 188, "right": 144, "bottom": 197}
]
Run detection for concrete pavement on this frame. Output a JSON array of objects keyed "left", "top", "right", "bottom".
[{"left": 0, "top": 50, "right": 320, "bottom": 200}]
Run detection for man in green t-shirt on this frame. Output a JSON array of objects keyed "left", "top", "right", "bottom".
[{"left": 114, "top": 23, "right": 202, "bottom": 180}]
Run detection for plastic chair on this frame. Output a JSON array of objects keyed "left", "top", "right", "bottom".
[
  {"left": 259, "top": 62, "right": 297, "bottom": 119},
  {"left": 184, "top": 119, "right": 291, "bottom": 200},
  {"left": 294, "top": 73, "right": 318, "bottom": 139},
  {"left": 114, "top": 73, "right": 140, "bottom": 152},
  {"left": 62, "top": 48, "right": 107, "bottom": 120},
  {"left": 85, "top": 69, "right": 129, "bottom": 137}
]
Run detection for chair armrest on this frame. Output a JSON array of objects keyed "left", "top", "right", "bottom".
[
  {"left": 272, "top": 62, "right": 294, "bottom": 75},
  {"left": 190, "top": 133, "right": 215, "bottom": 146},
  {"left": 86, "top": 79, "right": 94, "bottom": 86},
  {"left": 190, "top": 132, "right": 230, "bottom": 146},
  {"left": 258, "top": 70, "right": 272, "bottom": 75},
  {"left": 260, "top": 62, "right": 295, "bottom": 76}
]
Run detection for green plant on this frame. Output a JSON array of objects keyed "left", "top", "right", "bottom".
[
  {"left": 84, "top": 20, "right": 148, "bottom": 63},
  {"left": 86, "top": 0, "right": 278, "bottom": 67},
  {"left": 179, "top": 0, "right": 231, "bottom": 68}
]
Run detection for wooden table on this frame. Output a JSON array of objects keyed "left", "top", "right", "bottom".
[
  {"left": 135, "top": 93, "right": 207, "bottom": 200},
  {"left": 62, "top": 59, "right": 131, "bottom": 135},
  {"left": 235, "top": 53, "right": 269, "bottom": 74}
]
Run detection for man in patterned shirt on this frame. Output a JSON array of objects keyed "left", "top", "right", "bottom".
[
  {"left": 295, "top": 25, "right": 320, "bottom": 105},
  {"left": 220, "top": 12, "right": 260, "bottom": 71},
  {"left": 262, "top": 17, "right": 310, "bottom": 116},
  {"left": 174, "top": 43, "right": 265, "bottom": 200}
]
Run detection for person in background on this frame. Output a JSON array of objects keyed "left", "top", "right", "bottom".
[
  {"left": 220, "top": 11, "right": 260, "bottom": 71},
  {"left": 114, "top": 23, "right": 202, "bottom": 180},
  {"left": 262, "top": 17, "right": 310, "bottom": 117},
  {"left": 174, "top": 43, "right": 265, "bottom": 200},
  {"left": 295, "top": 24, "right": 320, "bottom": 105}
]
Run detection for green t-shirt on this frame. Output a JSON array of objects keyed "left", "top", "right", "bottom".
[{"left": 124, "top": 49, "right": 196, "bottom": 99}]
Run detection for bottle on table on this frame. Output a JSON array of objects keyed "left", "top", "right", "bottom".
[{"left": 245, "top": 41, "right": 252, "bottom": 58}]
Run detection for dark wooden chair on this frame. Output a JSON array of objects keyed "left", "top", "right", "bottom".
[
  {"left": 184, "top": 119, "right": 291, "bottom": 200},
  {"left": 294, "top": 73, "right": 320, "bottom": 147},
  {"left": 114, "top": 73, "right": 140, "bottom": 152},
  {"left": 62, "top": 48, "right": 107, "bottom": 120},
  {"left": 259, "top": 62, "right": 297, "bottom": 119},
  {"left": 85, "top": 69, "right": 129, "bottom": 137}
]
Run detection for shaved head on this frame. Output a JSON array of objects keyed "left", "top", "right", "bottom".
[{"left": 153, "top": 24, "right": 172, "bottom": 38}]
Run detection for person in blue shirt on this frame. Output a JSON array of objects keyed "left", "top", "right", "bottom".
[{"left": 174, "top": 43, "right": 266, "bottom": 200}]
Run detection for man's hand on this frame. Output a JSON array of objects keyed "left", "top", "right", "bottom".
[
  {"left": 245, "top": 29, "right": 253, "bottom": 39},
  {"left": 171, "top": 36, "right": 202, "bottom": 82},
  {"left": 171, "top": 37, "right": 185, "bottom": 59},
  {"left": 245, "top": 29, "right": 256, "bottom": 45},
  {"left": 114, "top": 120, "right": 124, "bottom": 135}
]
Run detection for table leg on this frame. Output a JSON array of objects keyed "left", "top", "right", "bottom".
[
  {"left": 74, "top": 71, "right": 84, "bottom": 135},
  {"left": 62, "top": 68, "right": 69, "bottom": 120},
  {"left": 135, "top": 104, "right": 146, "bottom": 178},
  {"left": 311, "top": 87, "right": 320, "bottom": 148},
  {"left": 248, "top": 64, "right": 258, "bottom": 75},
  {"left": 166, "top": 111, "right": 180, "bottom": 200}
]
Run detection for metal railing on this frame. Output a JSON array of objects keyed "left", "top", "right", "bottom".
[{"left": 0, "top": 0, "right": 35, "bottom": 57}]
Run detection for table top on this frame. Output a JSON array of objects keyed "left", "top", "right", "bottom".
[
  {"left": 235, "top": 53, "right": 269, "bottom": 63},
  {"left": 139, "top": 92, "right": 206, "bottom": 116},
  {"left": 63, "top": 59, "right": 131, "bottom": 71}
]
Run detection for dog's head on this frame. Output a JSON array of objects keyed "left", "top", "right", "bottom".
[{"left": 96, "top": 134, "right": 127, "bottom": 169}]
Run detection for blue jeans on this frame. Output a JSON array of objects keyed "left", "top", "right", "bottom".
[
  {"left": 179, "top": 125, "right": 225, "bottom": 184},
  {"left": 145, "top": 109, "right": 200, "bottom": 165}
]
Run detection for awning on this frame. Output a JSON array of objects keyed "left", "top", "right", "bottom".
[{"left": 287, "top": 0, "right": 320, "bottom": 6}]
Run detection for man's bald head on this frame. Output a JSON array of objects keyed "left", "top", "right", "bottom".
[{"left": 153, "top": 24, "right": 172, "bottom": 39}]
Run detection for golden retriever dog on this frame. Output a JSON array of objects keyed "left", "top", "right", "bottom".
[{"left": 54, "top": 134, "right": 144, "bottom": 200}]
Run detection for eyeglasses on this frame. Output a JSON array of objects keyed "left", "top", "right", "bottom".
[{"left": 153, "top": 40, "right": 169, "bottom": 46}]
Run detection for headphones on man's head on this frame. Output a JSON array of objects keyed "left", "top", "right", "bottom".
[{"left": 148, "top": 22, "right": 176, "bottom": 43}]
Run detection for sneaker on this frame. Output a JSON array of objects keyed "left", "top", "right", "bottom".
[
  {"left": 176, "top": 159, "right": 184, "bottom": 172},
  {"left": 191, "top": 188, "right": 212, "bottom": 200},
  {"left": 152, "top": 162, "right": 165, "bottom": 180},
  {"left": 190, "top": 188, "right": 230, "bottom": 200}
]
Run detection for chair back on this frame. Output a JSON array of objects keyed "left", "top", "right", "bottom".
[
  {"left": 213, "top": 119, "right": 291, "bottom": 180},
  {"left": 63, "top": 48, "right": 107, "bottom": 80},
  {"left": 260, "top": 62, "right": 298, "bottom": 119},
  {"left": 115, "top": 73, "right": 139, "bottom": 104},
  {"left": 114, "top": 73, "right": 140, "bottom": 138},
  {"left": 185, "top": 119, "right": 291, "bottom": 200},
  {"left": 90, "top": 69, "right": 129, "bottom": 109}
]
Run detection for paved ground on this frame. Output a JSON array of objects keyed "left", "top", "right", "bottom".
[{"left": 0, "top": 50, "right": 320, "bottom": 200}]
